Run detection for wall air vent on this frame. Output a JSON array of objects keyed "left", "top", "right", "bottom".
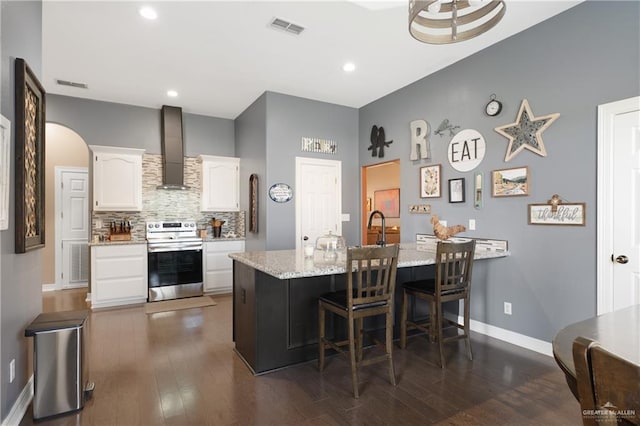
[
  {"left": 55, "top": 79, "right": 88, "bottom": 89},
  {"left": 270, "top": 17, "right": 305, "bottom": 35}
]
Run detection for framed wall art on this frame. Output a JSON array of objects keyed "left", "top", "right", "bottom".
[
  {"left": 491, "top": 166, "right": 529, "bottom": 197},
  {"left": 15, "top": 58, "right": 46, "bottom": 253},
  {"left": 249, "top": 174, "right": 258, "bottom": 232},
  {"left": 374, "top": 188, "right": 400, "bottom": 218},
  {"left": 448, "top": 178, "right": 465, "bottom": 203},
  {"left": 0, "top": 114, "right": 10, "bottom": 230},
  {"left": 420, "top": 164, "right": 441, "bottom": 198}
]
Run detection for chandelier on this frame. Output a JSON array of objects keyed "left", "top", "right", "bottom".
[{"left": 409, "top": 0, "right": 506, "bottom": 44}]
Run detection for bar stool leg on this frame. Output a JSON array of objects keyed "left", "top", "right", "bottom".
[
  {"left": 386, "top": 310, "right": 396, "bottom": 386},
  {"left": 347, "top": 314, "right": 359, "bottom": 398},
  {"left": 400, "top": 290, "right": 408, "bottom": 349},
  {"left": 318, "top": 302, "right": 326, "bottom": 371}
]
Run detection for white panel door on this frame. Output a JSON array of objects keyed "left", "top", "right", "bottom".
[
  {"left": 597, "top": 96, "right": 640, "bottom": 313},
  {"left": 295, "top": 157, "right": 342, "bottom": 250},
  {"left": 59, "top": 169, "right": 89, "bottom": 289}
]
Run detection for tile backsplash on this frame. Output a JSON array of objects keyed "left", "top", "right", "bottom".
[{"left": 92, "top": 154, "right": 245, "bottom": 240}]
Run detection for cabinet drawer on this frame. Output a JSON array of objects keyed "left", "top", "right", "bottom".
[{"left": 205, "top": 240, "right": 245, "bottom": 253}]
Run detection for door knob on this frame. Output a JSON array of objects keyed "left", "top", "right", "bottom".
[{"left": 615, "top": 255, "right": 629, "bottom": 264}]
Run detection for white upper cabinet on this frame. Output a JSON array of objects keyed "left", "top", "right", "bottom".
[
  {"left": 91, "top": 145, "right": 144, "bottom": 212},
  {"left": 200, "top": 155, "right": 240, "bottom": 212}
]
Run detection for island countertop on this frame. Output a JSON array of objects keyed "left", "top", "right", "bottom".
[{"left": 229, "top": 242, "right": 509, "bottom": 280}]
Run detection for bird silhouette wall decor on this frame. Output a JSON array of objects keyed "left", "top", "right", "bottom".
[
  {"left": 434, "top": 119, "right": 460, "bottom": 137},
  {"left": 368, "top": 125, "right": 393, "bottom": 158}
]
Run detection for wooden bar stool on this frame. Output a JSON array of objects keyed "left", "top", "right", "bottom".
[
  {"left": 400, "top": 240, "right": 475, "bottom": 368},
  {"left": 318, "top": 244, "right": 399, "bottom": 399},
  {"left": 573, "top": 336, "right": 640, "bottom": 425}
]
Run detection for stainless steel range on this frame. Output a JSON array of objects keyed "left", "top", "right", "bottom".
[{"left": 146, "top": 220, "right": 203, "bottom": 302}]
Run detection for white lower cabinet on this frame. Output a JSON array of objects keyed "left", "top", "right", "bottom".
[
  {"left": 204, "top": 240, "right": 245, "bottom": 294},
  {"left": 91, "top": 244, "right": 148, "bottom": 309}
]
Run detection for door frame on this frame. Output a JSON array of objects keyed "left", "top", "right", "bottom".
[
  {"left": 295, "top": 156, "right": 342, "bottom": 250},
  {"left": 361, "top": 159, "right": 401, "bottom": 246},
  {"left": 596, "top": 96, "right": 640, "bottom": 314},
  {"left": 55, "top": 166, "right": 89, "bottom": 290}
]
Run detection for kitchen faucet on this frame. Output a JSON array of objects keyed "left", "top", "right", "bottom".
[{"left": 367, "top": 210, "right": 386, "bottom": 246}]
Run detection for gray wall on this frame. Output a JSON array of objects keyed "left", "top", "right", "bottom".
[
  {"left": 264, "top": 92, "right": 359, "bottom": 249},
  {"left": 236, "top": 93, "right": 267, "bottom": 253},
  {"left": 47, "top": 94, "right": 235, "bottom": 156},
  {"left": 359, "top": 1, "right": 640, "bottom": 341},
  {"left": 1, "top": 1, "right": 43, "bottom": 421}
]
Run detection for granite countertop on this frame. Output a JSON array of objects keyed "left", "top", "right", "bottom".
[
  {"left": 89, "top": 237, "right": 245, "bottom": 246},
  {"left": 203, "top": 237, "right": 245, "bottom": 242},
  {"left": 88, "top": 240, "right": 147, "bottom": 247},
  {"left": 229, "top": 242, "right": 510, "bottom": 280}
]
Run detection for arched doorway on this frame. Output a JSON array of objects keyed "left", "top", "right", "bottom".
[{"left": 44, "top": 123, "right": 90, "bottom": 291}]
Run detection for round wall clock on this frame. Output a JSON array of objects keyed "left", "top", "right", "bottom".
[
  {"left": 485, "top": 94, "right": 503, "bottom": 117},
  {"left": 268, "top": 183, "right": 293, "bottom": 203}
]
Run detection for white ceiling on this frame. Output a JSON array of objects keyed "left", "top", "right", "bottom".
[{"left": 42, "top": 1, "right": 583, "bottom": 120}]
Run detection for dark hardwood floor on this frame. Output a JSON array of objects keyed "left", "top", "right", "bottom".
[{"left": 21, "top": 289, "right": 581, "bottom": 425}]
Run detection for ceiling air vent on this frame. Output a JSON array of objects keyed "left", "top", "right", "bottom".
[
  {"left": 55, "top": 79, "right": 88, "bottom": 89},
  {"left": 270, "top": 17, "right": 305, "bottom": 35}
]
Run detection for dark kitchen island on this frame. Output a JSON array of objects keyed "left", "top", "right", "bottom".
[{"left": 230, "top": 242, "right": 508, "bottom": 374}]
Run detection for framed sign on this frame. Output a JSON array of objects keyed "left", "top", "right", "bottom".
[
  {"left": 448, "top": 129, "right": 486, "bottom": 172},
  {"left": 374, "top": 188, "right": 400, "bottom": 218},
  {"left": 420, "top": 164, "right": 441, "bottom": 198},
  {"left": 268, "top": 183, "right": 293, "bottom": 203},
  {"left": 448, "top": 178, "right": 465, "bottom": 203},
  {"left": 528, "top": 203, "right": 586, "bottom": 226},
  {"left": 491, "top": 166, "right": 529, "bottom": 197},
  {"left": 15, "top": 58, "right": 46, "bottom": 253}
]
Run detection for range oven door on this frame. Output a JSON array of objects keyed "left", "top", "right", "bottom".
[{"left": 147, "top": 242, "right": 203, "bottom": 301}]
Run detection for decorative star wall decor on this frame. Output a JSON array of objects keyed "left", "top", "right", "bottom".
[{"left": 494, "top": 99, "right": 559, "bottom": 162}]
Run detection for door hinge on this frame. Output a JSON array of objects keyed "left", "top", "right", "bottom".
[{"left": 61, "top": 211, "right": 63, "bottom": 219}]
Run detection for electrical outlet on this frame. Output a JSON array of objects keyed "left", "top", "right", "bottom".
[
  {"left": 469, "top": 219, "right": 476, "bottom": 230},
  {"left": 9, "top": 359, "right": 15, "bottom": 383},
  {"left": 504, "top": 302, "right": 512, "bottom": 316}
]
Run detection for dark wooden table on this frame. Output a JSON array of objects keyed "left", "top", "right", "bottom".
[{"left": 552, "top": 304, "right": 640, "bottom": 399}]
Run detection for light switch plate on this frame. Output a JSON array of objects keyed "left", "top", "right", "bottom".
[{"left": 469, "top": 219, "right": 476, "bottom": 230}]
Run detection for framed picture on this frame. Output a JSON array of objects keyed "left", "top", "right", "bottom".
[
  {"left": 448, "top": 178, "right": 465, "bottom": 203},
  {"left": 528, "top": 203, "right": 586, "bottom": 226},
  {"left": 491, "top": 166, "right": 529, "bottom": 197},
  {"left": 0, "top": 114, "right": 10, "bottom": 230},
  {"left": 374, "top": 188, "right": 400, "bottom": 218},
  {"left": 15, "top": 58, "right": 46, "bottom": 253},
  {"left": 420, "top": 164, "right": 441, "bottom": 198}
]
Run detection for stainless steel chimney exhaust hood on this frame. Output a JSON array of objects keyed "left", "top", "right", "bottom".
[{"left": 158, "top": 105, "right": 189, "bottom": 190}]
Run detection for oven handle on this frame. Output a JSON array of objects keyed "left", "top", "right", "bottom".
[{"left": 148, "top": 243, "right": 203, "bottom": 253}]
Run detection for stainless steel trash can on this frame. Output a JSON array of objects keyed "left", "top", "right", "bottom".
[{"left": 25, "top": 310, "right": 94, "bottom": 420}]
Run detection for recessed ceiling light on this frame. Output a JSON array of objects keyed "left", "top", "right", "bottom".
[
  {"left": 343, "top": 62, "right": 356, "bottom": 73},
  {"left": 139, "top": 6, "right": 157, "bottom": 20},
  {"left": 167, "top": 90, "right": 178, "bottom": 98}
]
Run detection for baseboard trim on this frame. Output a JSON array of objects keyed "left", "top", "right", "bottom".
[
  {"left": 459, "top": 315, "right": 553, "bottom": 356},
  {"left": 2, "top": 374, "right": 33, "bottom": 426}
]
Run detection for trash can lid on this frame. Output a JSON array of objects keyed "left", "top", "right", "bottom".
[{"left": 25, "top": 310, "right": 88, "bottom": 336}]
